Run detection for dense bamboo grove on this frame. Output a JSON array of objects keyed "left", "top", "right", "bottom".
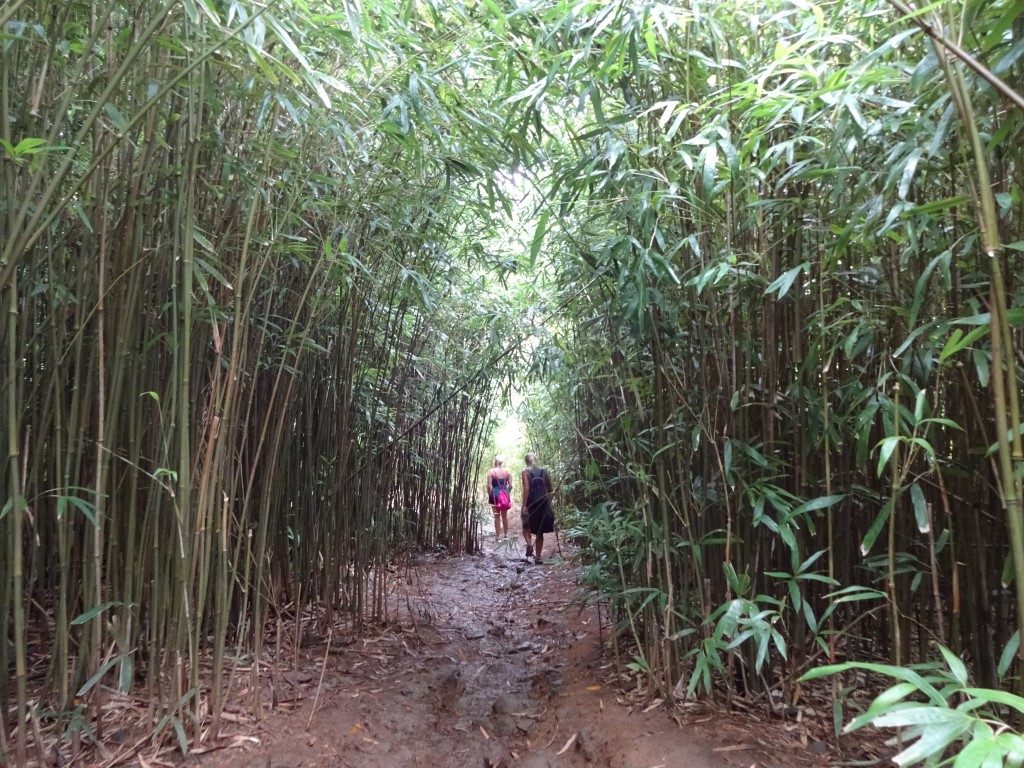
[
  {"left": 510, "top": 0, "right": 1024, "bottom": 726},
  {"left": 3, "top": 0, "right": 1024, "bottom": 764},
  {"left": 0, "top": 2, "right": 520, "bottom": 762}
]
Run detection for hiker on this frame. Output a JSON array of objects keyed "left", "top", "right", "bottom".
[
  {"left": 521, "top": 453, "right": 555, "bottom": 563},
  {"left": 487, "top": 456, "right": 513, "bottom": 538}
]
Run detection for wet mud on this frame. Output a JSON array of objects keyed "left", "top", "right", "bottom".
[{"left": 194, "top": 532, "right": 805, "bottom": 768}]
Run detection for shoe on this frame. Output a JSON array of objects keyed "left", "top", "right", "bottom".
[{"left": 534, "top": 558, "right": 543, "bottom": 565}]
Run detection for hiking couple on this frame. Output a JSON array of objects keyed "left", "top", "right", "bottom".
[{"left": 487, "top": 454, "right": 555, "bottom": 563}]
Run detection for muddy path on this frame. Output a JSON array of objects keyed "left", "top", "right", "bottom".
[{"left": 193, "top": 534, "right": 814, "bottom": 768}]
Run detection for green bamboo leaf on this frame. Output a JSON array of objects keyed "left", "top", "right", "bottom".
[
  {"left": 994, "top": 36, "right": 1024, "bottom": 76},
  {"left": 953, "top": 313, "right": 993, "bottom": 326},
  {"left": 4, "top": 137, "right": 62, "bottom": 158},
  {"left": 939, "top": 325, "right": 989, "bottom": 361},
  {"left": 791, "top": 494, "right": 846, "bottom": 518},
  {"left": 861, "top": 499, "right": 894, "bottom": 556},
  {"left": 103, "top": 103, "right": 128, "bottom": 133},
  {"left": 801, "top": 661, "right": 945, "bottom": 705},
  {"left": 875, "top": 436, "right": 900, "bottom": 477},
  {"left": 800, "top": 573, "right": 839, "bottom": 585},
  {"left": 266, "top": 12, "right": 331, "bottom": 108},
  {"left": 913, "top": 388, "right": 927, "bottom": 423},
  {"left": 917, "top": 416, "right": 963, "bottom": 430},
  {"left": 951, "top": 730, "right": 1000, "bottom": 768},
  {"left": 341, "top": 0, "right": 362, "bottom": 45},
  {"left": 909, "top": 482, "right": 929, "bottom": 533},
  {"left": 829, "top": 585, "right": 887, "bottom": 604},
  {"left": 1, "top": 495, "right": 28, "bottom": 521},
  {"left": 890, "top": 719, "right": 970, "bottom": 766},
  {"left": 908, "top": 251, "right": 950, "bottom": 330},
  {"left": 77, "top": 652, "right": 133, "bottom": 697},
  {"left": 973, "top": 348, "right": 990, "bottom": 386},
  {"left": 871, "top": 682, "right": 919, "bottom": 712},
  {"left": 907, "top": 195, "right": 968, "bottom": 215},
  {"left": 172, "top": 715, "right": 189, "bottom": 754},
  {"left": 505, "top": 79, "right": 546, "bottom": 105},
  {"left": 71, "top": 601, "right": 127, "bottom": 626},
  {"left": 530, "top": 209, "right": 551, "bottom": 268},
  {"left": 843, "top": 94, "right": 867, "bottom": 130},
  {"left": 764, "top": 263, "right": 808, "bottom": 300},
  {"left": 119, "top": 654, "right": 134, "bottom": 693},
  {"left": 779, "top": 523, "right": 797, "bottom": 553},
  {"left": 897, "top": 147, "right": 923, "bottom": 200},
  {"left": 772, "top": 629, "right": 787, "bottom": 661},
  {"left": 994, "top": 732, "right": 1024, "bottom": 764},
  {"left": 939, "top": 645, "right": 968, "bottom": 686},
  {"left": 56, "top": 495, "right": 97, "bottom": 526},
  {"left": 700, "top": 143, "right": 718, "bottom": 199},
  {"left": 874, "top": 705, "right": 965, "bottom": 728},
  {"left": 961, "top": 688, "right": 1024, "bottom": 716},
  {"left": 802, "top": 599, "right": 818, "bottom": 633},
  {"left": 756, "top": 630, "right": 770, "bottom": 672},
  {"left": 894, "top": 320, "right": 944, "bottom": 358},
  {"left": 998, "top": 631, "right": 1019, "bottom": 680}
]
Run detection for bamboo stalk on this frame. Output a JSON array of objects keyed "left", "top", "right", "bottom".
[
  {"left": 6, "top": 275, "right": 27, "bottom": 767},
  {"left": 930, "top": 11, "right": 1024, "bottom": 691}
]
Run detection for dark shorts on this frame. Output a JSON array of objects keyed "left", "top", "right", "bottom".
[{"left": 525, "top": 503, "right": 555, "bottom": 534}]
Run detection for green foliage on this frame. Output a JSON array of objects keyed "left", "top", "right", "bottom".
[
  {"left": 512, "top": 0, "right": 1024, "bottom": 754},
  {"left": 0, "top": 0, "right": 525, "bottom": 759},
  {"left": 803, "top": 654, "right": 1024, "bottom": 767}
]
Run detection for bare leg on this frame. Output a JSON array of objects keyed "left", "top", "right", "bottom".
[
  {"left": 491, "top": 506, "right": 500, "bottom": 537},
  {"left": 498, "top": 510, "right": 509, "bottom": 537},
  {"left": 521, "top": 514, "right": 533, "bottom": 556},
  {"left": 534, "top": 533, "right": 544, "bottom": 562}
]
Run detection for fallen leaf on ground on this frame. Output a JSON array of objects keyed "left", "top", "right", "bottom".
[{"left": 555, "top": 733, "right": 577, "bottom": 755}]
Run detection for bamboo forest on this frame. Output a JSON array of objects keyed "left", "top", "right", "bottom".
[{"left": 1, "top": 0, "right": 1023, "bottom": 766}]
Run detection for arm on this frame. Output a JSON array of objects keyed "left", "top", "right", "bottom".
[{"left": 521, "top": 470, "right": 530, "bottom": 507}]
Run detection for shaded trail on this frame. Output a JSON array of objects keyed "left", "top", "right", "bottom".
[{"left": 193, "top": 530, "right": 808, "bottom": 768}]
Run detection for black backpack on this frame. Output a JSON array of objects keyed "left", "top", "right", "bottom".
[{"left": 527, "top": 467, "right": 548, "bottom": 504}]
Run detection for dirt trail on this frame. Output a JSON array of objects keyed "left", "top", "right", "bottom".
[{"left": 195, "top": 534, "right": 806, "bottom": 768}]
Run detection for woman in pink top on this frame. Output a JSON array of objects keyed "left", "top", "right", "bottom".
[{"left": 486, "top": 456, "right": 513, "bottom": 538}]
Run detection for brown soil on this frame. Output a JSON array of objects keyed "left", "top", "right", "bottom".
[{"left": 184, "top": 531, "right": 832, "bottom": 768}]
